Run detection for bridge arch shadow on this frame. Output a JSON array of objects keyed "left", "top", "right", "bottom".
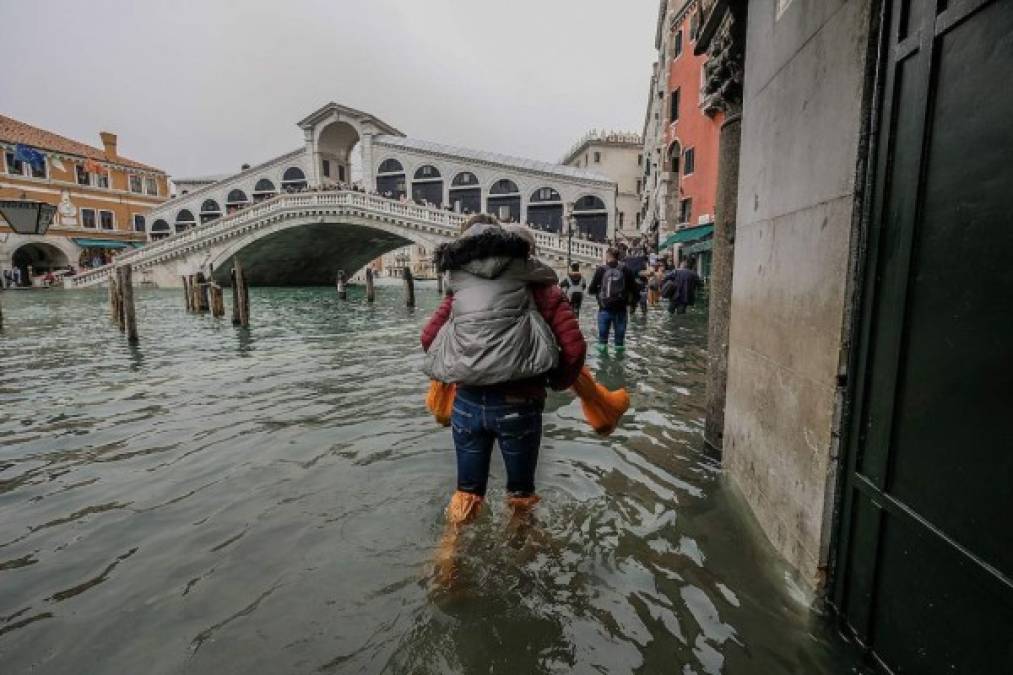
[{"left": 207, "top": 217, "right": 442, "bottom": 286}]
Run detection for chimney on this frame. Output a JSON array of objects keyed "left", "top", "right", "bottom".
[
  {"left": 100, "top": 131, "right": 118, "bottom": 160},
  {"left": 241, "top": 163, "right": 251, "bottom": 170}
]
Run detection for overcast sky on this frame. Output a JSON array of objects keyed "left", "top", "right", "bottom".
[{"left": 1, "top": 0, "right": 658, "bottom": 180}]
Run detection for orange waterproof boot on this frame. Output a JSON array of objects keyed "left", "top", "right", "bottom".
[
  {"left": 425, "top": 380, "right": 456, "bottom": 427},
  {"left": 433, "top": 490, "right": 483, "bottom": 586},
  {"left": 571, "top": 367, "right": 630, "bottom": 436}
]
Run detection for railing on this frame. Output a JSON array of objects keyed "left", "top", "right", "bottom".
[{"left": 67, "top": 190, "right": 606, "bottom": 288}]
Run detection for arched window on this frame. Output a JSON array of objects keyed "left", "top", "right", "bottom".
[
  {"left": 281, "top": 167, "right": 307, "bottom": 192},
  {"left": 151, "top": 219, "right": 170, "bottom": 240},
  {"left": 175, "top": 209, "right": 196, "bottom": 233},
  {"left": 200, "top": 199, "right": 221, "bottom": 224},
  {"left": 573, "top": 195, "right": 608, "bottom": 242},
  {"left": 376, "top": 158, "right": 406, "bottom": 199},
  {"left": 489, "top": 179, "right": 519, "bottom": 195},
  {"left": 252, "top": 178, "right": 276, "bottom": 202},
  {"left": 225, "top": 189, "right": 249, "bottom": 214},
  {"left": 411, "top": 165, "right": 443, "bottom": 206},
  {"left": 452, "top": 172, "right": 478, "bottom": 186},
  {"left": 413, "top": 165, "right": 440, "bottom": 179},
  {"left": 668, "top": 141, "right": 681, "bottom": 174},
  {"left": 488, "top": 179, "right": 521, "bottom": 222},
  {"left": 527, "top": 187, "right": 563, "bottom": 232},
  {"left": 378, "top": 158, "right": 404, "bottom": 174},
  {"left": 449, "top": 172, "right": 481, "bottom": 213}
]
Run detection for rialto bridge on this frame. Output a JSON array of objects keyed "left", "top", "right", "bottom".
[{"left": 69, "top": 102, "right": 615, "bottom": 288}]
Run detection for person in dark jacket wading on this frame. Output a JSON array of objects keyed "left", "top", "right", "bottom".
[
  {"left": 421, "top": 215, "right": 586, "bottom": 577},
  {"left": 587, "top": 248, "right": 639, "bottom": 356}
]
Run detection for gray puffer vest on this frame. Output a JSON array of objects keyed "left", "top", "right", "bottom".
[{"left": 423, "top": 256, "right": 560, "bottom": 386}]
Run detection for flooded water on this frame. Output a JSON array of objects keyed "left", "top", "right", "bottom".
[{"left": 0, "top": 287, "right": 862, "bottom": 674}]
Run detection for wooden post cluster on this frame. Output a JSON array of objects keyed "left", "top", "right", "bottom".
[
  {"left": 231, "top": 259, "right": 249, "bottom": 328},
  {"left": 402, "top": 267, "right": 415, "bottom": 308},
  {"left": 192, "top": 273, "right": 209, "bottom": 313},
  {"left": 365, "top": 267, "right": 375, "bottom": 303},
  {"left": 107, "top": 266, "right": 138, "bottom": 343},
  {"left": 182, "top": 276, "right": 193, "bottom": 311},
  {"left": 118, "top": 265, "right": 138, "bottom": 344}
]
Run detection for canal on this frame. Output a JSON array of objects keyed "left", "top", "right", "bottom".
[{"left": 0, "top": 287, "right": 862, "bottom": 674}]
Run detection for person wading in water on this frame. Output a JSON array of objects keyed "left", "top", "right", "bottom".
[
  {"left": 421, "top": 214, "right": 586, "bottom": 580},
  {"left": 587, "top": 248, "right": 639, "bottom": 356},
  {"left": 558, "top": 262, "right": 587, "bottom": 317}
]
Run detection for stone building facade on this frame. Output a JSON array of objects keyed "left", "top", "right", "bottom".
[
  {"left": 640, "top": 0, "right": 723, "bottom": 244},
  {"left": 561, "top": 130, "right": 642, "bottom": 241},
  {"left": 0, "top": 114, "right": 168, "bottom": 284}
]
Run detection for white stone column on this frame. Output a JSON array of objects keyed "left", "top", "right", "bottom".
[{"left": 304, "top": 128, "right": 320, "bottom": 187}]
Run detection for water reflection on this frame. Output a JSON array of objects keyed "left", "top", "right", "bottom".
[{"left": 0, "top": 287, "right": 860, "bottom": 674}]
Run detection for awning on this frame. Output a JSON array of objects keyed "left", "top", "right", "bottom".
[
  {"left": 130, "top": 242, "right": 146, "bottom": 249},
  {"left": 683, "top": 238, "right": 713, "bottom": 255},
  {"left": 659, "top": 223, "right": 714, "bottom": 250},
  {"left": 73, "top": 238, "right": 132, "bottom": 249}
]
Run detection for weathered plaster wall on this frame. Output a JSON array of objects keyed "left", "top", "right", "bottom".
[{"left": 723, "top": 0, "right": 872, "bottom": 590}]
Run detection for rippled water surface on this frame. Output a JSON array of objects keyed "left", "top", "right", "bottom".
[{"left": 0, "top": 287, "right": 861, "bottom": 674}]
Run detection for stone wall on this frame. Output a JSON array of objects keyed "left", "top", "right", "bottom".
[{"left": 722, "top": 0, "right": 873, "bottom": 591}]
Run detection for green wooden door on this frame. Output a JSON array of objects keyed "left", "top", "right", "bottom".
[{"left": 833, "top": 0, "right": 1013, "bottom": 672}]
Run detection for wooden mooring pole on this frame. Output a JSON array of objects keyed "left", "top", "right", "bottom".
[
  {"left": 336, "top": 269, "right": 348, "bottom": 300},
  {"left": 231, "top": 259, "right": 249, "bottom": 328},
  {"left": 365, "top": 267, "right": 375, "bottom": 303},
  {"left": 194, "top": 273, "right": 209, "bottom": 313},
  {"left": 183, "top": 275, "right": 193, "bottom": 311},
  {"left": 108, "top": 272, "right": 120, "bottom": 324},
  {"left": 437, "top": 271, "right": 444, "bottom": 296},
  {"left": 402, "top": 267, "right": 415, "bottom": 308},
  {"left": 119, "top": 265, "right": 138, "bottom": 343},
  {"left": 210, "top": 283, "right": 225, "bottom": 317}
]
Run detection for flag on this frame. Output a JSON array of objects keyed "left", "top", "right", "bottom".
[
  {"left": 50, "top": 156, "right": 66, "bottom": 171},
  {"left": 14, "top": 144, "right": 45, "bottom": 171},
  {"left": 84, "top": 158, "right": 105, "bottom": 175}
]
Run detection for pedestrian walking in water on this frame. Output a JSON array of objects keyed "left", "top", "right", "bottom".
[
  {"left": 661, "top": 257, "right": 701, "bottom": 315},
  {"left": 420, "top": 214, "right": 586, "bottom": 576},
  {"left": 559, "top": 262, "right": 587, "bottom": 317},
  {"left": 587, "top": 248, "right": 639, "bottom": 355}
]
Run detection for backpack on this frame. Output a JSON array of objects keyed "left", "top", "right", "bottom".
[
  {"left": 563, "top": 275, "right": 585, "bottom": 302},
  {"left": 598, "top": 266, "right": 626, "bottom": 307},
  {"left": 661, "top": 278, "right": 676, "bottom": 299}
]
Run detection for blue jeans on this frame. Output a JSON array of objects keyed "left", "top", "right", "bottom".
[
  {"left": 452, "top": 389, "right": 543, "bottom": 497},
  {"left": 597, "top": 306, "right": 628, "bottom": 347}
]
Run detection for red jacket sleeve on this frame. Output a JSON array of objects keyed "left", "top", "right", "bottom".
[
  {"left": 421, "top": 294, "right": 453, "bottom": 351},
  {"left": 532, "top": 284, "right": 587, "bottom": 390}
]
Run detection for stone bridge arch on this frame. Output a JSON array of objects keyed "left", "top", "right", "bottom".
[{"left": 206, "top": 213, "right": 446, "bottom": 286}]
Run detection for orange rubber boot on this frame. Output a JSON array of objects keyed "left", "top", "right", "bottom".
[
  {"left": 572, "top": 366, "right": 630, "bottom": 436},
  {"left": 434, "top": 490, "right": 483, "bottom": 586}
]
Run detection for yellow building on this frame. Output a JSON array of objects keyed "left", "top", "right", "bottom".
[{"left": 0, "top": 113, "right": 169, "bottom": 285}]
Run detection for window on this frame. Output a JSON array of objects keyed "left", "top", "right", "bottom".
[
  {"left": 133, "top": 214, "right": 145, "bottom": 232},
  {"left": 144, "top": 177, "right": 158, "bottom": 196},
  {"left": 30, "top": 159, "right": 46, "bottom": 179},
  {"left": 76, "top": 164, "right": 90, "bottom": 186},
  {"left": 129, "top": 174, "right": 142, "bottom": 193},
  {"left": 619, "top": 212, "right": 625, "bottom": 227},
  {"left": 669, "top": 142, "right": 681, "bottom": 173},
  {"left": 81, "top": 208, "right": 96, "bottom": 228},
  {"left": 636, "top": 179, "right": 641, "bottom": 194},
  {"left": 99, "top": 210, "right": 114, "bottom": 230},
  {"left": 690, "top": 12, "right": 701, "bottom": 40},
  {"left": 636, "top": 212, "right": 642, "bottom": 227},
  {"left": 679, "top": 198, "right": 693, "bottom": 224},
  {"left": 281, "top": 166, "right": 307, "bottom": 191},
  {"left": 670, "top": 88, "right": 681, "bottom": 122},
  {"left": 637, "top": 154, "right": 643, "bottom": 166},
  {"left": 673, "top": 28, "right": 683, "bottom": 58},
  {"left": 497, "top": 205, "right": 511, "bottom": 220},
  {"left": 594, "top": 151, "right": 601, "bottom": 163},
  {"left": 338, "top": 165, "right": 345, "bottom": 182},
  {"left": 683, "top": 147, "right": 696, "bottom": 175},
  {"left": 5, "top": 152, "right": 23, "bottom": 175},
  {"left": 322, "top": 159, "right": 331, "bottom": 177},
  {"left": 96, "top": 172, "right": 109, "bottom": 189}
]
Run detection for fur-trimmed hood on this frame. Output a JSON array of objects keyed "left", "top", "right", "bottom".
[{"left": 434, "top": 225, "right": 530, "bottom": 276}]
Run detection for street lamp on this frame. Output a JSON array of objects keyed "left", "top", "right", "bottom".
[
  {"left": 564, "top": 201, "right": 575, "bottom": 267},
  {"left": 0, "top": 199, "right": 57, "bottom": 236}
]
